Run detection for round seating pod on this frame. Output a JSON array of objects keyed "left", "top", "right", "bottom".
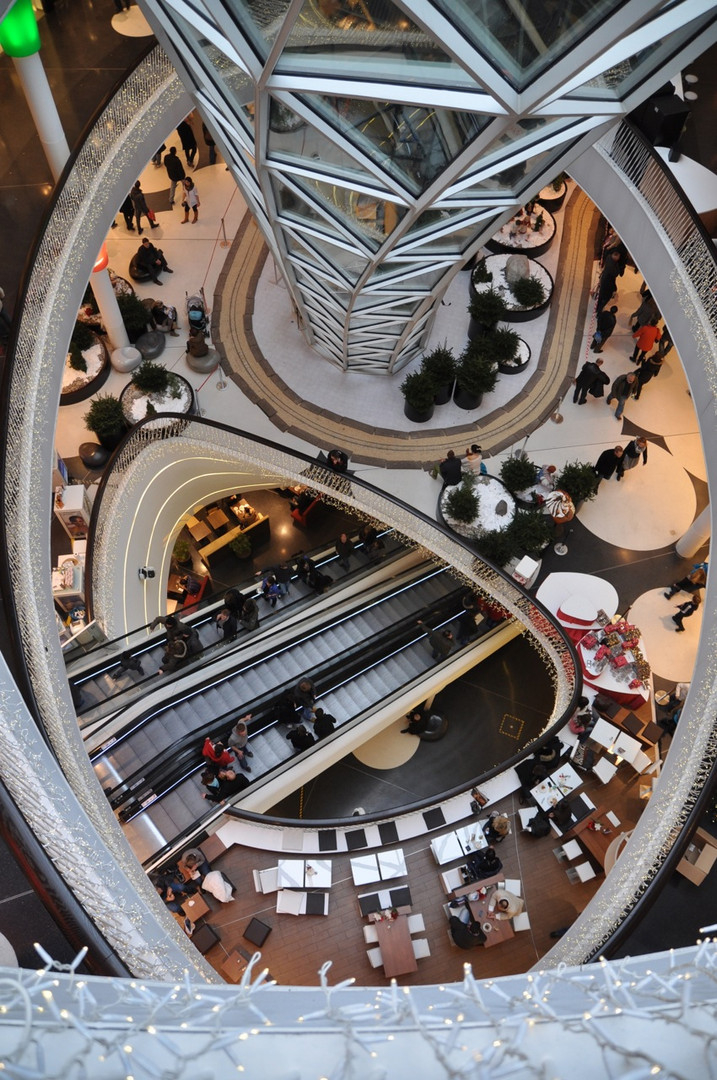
[
  {"left": 186, "top": 347, "right": 219, "bottom": 374},
  {"left": 135, "top": 330, "right": 166, "bottom": 359},
  {"left": 419, "top": 714, "right": 448, "bottom": 742},
  {"left": 111, "top": 345, "right": 142, "bottom": 372},
  {"left": 128, "top": 253, "right": 151, "bottom": 282},
  {"left": 79, "top": 442, "right": 111, "bottom": 469}
]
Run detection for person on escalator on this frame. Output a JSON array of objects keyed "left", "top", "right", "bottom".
[
  {"left": 215, "top": 608, "right": 238, "bottom": 640},
  {"left": 295, "top": 677, "right": 317, "bottom": 721},
  {"left": 417, "top": 619, "right": 454, "bottom": 662},
  {"left": 202, "top": 738, "right": 234, "bottom": 771},
  {"left": 312, "top": 708, "right": 337, "bottom": 739},
  {"left": 286, "top": 725, "right": 315, "bottom": 752},
  {"left": 239, "top": 595, "right": 260, "bottom": 631},
  {"left": 158, "top": 637, "right": 188, "bottom": 675},
  {"left": 200, "top": 767, "right": 249, "bottom": 802}
]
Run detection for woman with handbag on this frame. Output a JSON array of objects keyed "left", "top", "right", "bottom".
[
  {"left": 129, "top": 181, "right": 159, "bottom": 234},
  {"left": 181, "top": 177, "right": 200, "bottom": 223}
]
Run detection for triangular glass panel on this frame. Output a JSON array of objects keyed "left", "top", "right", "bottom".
[
  {"left": 289, "top": 174, "right": 406, "bottom": 246},
  {"left": 301, "top": 94, "right": 492, "bottom": 194},
  {"left": 232, "top": 0, "right": 294, "bottom": 57},
  {"left": 284, "top": 225, "right": 370, "bottom": 283},
  {"left": 277, "top": 0, "right": 475, "bottom": 89}
]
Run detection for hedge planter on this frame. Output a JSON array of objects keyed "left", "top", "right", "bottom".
[
  {"left": 470, "top": 254, "right": 554, "bottom": 323},
  {"left": 498, "top": 338, "right": 531, "bottom": 375},
  {"left": 536, "top": 180, "right": 567, "bottom": 213},
  {"left": 453, "top": 384, "right": 482, "bottom": 411},
  {"left": 120, "top": 371, "right": 196, "bottom": 427},
  {"left": 403, "top": 399, "right": 435, "bottom": 423},
  {"left": 61, "top": 336, "right": 111, "bottom": 406}
]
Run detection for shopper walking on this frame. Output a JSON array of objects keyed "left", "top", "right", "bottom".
[
  {"left": 177, "top": 119, "right": 197, "bottom": 166},
  {"left": 672, "top": 593, "right": 701, "bottom": 632},
  {"left": 163, "top": 145, "right": 186, "bottom": 206},
  {"left": 573, "top": 358, "right": 608, "bottom": 403},
  {"left": 664, "top": 563, "right": 707, "bottom": 599},
  {"left": 119, "top": 193, "right": 135, "bottom": 231},
  {"left": 630, "top": 318, "right": 662, "bottom": 364},
  {"left": 633, "top": 353, "right": 663, "bottom": 399},
  {"left": 621, "top": 436, "right": 648, "bottom": 473},
  {"left": 130, "top": 181, "right": 159, "bottom": 234},
  {"left": 606, "top": 371, "right": 636, "bottom": 420},
  {"left": 181, "top": 177, "right": 200, "bottom": 223},
  {"left": 202, "top": 122, "right": 217, "bottom": 165},
  {"left": 594, "top": 445, "right": 624, "bottom": 482},
  {"left": 590, "top": 305, "right": 618, "bottom": 353}
]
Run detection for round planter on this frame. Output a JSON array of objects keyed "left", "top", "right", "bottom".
[
  {"left": 60, "top": 338, "right": 111, "bottom": 406},
  {"left": 453, "top": 384, "right": 482, "bottom": 411},
  {"left": 498, "top": 339, "right": 531, "bottom": 375},
  {"left": 432, "top": 380, "right": 454, "bottom": 406},
  {"left": 485, "top": 208, "right": 556, "bottom": 259},
  {"left": 470, "top": 254, "right": 554, "bottom": 323},
  {"left": 468, "top": 315, "right": 495, "bottom": 342},
  {"left": 120, "top": 372, "right": 196, "bottom": 427},
  {"left": 95, "top": 426, "right": 127, "bottom": 453},
  {"left": 536, "top": 181, "right": 567, "bottom": 213},
  {"left": 403, "top": 399, "right": 435, "bottom": 423},
  {"left": 437, "top": 474, "right": 517, "bottom": 542}
]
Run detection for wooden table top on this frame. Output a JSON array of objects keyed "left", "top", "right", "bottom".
[
  {"left": 375, "top": 914, "right": 417, "bottom": 978},
  {"left": 466, "top": 886, "right": 515, "bottom": 949},
  {"left": 181, "top": 892, "right": 210, "bottom": 921},
  {"left": 207, "top": 507, "right": 230, "bottom": 529},
  {"left": 567, "top": 807, "right": 633, "bottom": 868}
]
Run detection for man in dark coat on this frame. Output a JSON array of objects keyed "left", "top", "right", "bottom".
[
  {"left": 439, "top": 450, "right": 462, "bottom": 485},
  {"left": 590, "top": 305, "right": 618, "bottom": 352},
  {"left": 594, "top": 445, "right": 624, "bottom": 482},
  {"left": 164, "top": 145, "right": 186, "bottom": 206},
  {"left": 177, "top": 119, "right": 198, "bottom": 166},
  {"left": 573, "top": 358, "right": 608, "bottom": 403},
  {"left": 136, "top": 238, "right": 172, "bottom": 284},
  {"left": 595, "top": 249, "right": 624, "bottom": 312}
]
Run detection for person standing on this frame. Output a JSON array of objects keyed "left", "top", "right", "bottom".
[
  {"left": 417, "top": 619, "right": 454, "bottom": 661},
  {"left": 312, "top": 708, "right": 336, "bottom": 739},
  {"left": 215, "top": 608, "right": 237, "bottom": 640},
  {"left": 129, "top": 181, "right": 159, "bottom": 234},
  {"left": 590, "top": 305, "right": 618, "bottom": 352},
  {"left": 464, "top": 444, "right": 487, "bottom": 475},
  {"left": 164, "top": 145, "right": 186, "bottom": 206},
  {"left": 439, "top": 449, "right": 462, "bottom": 486},
  {"left": 286, "top": 725, "right": 315, "bottom": 752},
  {"left": 630, "top": 318, "right": 662, "bottom": 363},
  {"left": 181, "top": 177, "right": 200, "bottom": 223},
  {"left": 594, "top": 248, "right": 624, "bottom": 312},
  {"left": 594, "top": 445, "right": 624, "bottom": 482},
  {"left": 621, "top": 436, "right": 648, "bottom": 473},
  {"left": 275, "top": 561, "right": 292, "bottom": 596},
  {"left": 202, "top": 122, "right": 217, "bottom": 165},
  {"left": 228, "top": 716, "right": 254, "bottom": 772},
  {"left": 177, "top": 119, "right": 198, "bottom": 166},
  {"left": 574, "top": 358, "right": 609, "bottom": 403},
  {"left": 664, "top": 563, "right": 707, "bottom": 599},
  {"left": 672, "top": 593, "right": 701, "bottom": 632},
  {"left": 606, "top": 371, "right": 636, "bottom": 420},
  {"left": 295, "top": 677, "right": 317, "bottom": 721},
  {"left": 119, "top": 193, "right": 135, "bottom": 231},
  {"left": 335, "top": 532, "right": 354, "bottom": 570},
  {"left": 633, "top": 352, "right": 663, "bottom": 399},
  {"left": 630, "top": 289, "right": 659, "bottom": 331}
]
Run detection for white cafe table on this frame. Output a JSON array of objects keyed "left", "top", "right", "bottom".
[
  {"left": 277, "top": 858, "right": 305, "bottom": 889},
  {"left": 590, "top": 717, "right": 621, "bottom": 751},
  {"left": 304, "top": 859, "right": 332, "bottom": 888},
  {"left": 350, "top": 853, "right": 380, "bottom": 886},
  {"left": 430, "top": 833, "right": 464, "bottom": 865},
  {"left": 377, "top": 849, "right": 406, "bottom": 881},
  {"left": 455, "top": 825, "right": 487, "bottom": 855}
]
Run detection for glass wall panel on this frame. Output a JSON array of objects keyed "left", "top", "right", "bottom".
[
  {"left": 277, "top": 0, "right": 475, "bottom": 88},
  {"left": 431, "top": 0, "right": 625, "bottom": 89},
  {"left": 168, "top": 10, "right": 255, "bottom": 132},
  {"left": 232, "top": 0, "right": 294, "bottom": 55},
  {"left": 305, "top": 94, "right": 491, "bottom": 193},
  {"left": 292, "top": 174, "right": 406, "bottom": 243}
]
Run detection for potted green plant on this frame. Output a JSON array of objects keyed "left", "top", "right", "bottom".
[
  {"left": 454, "top": 343, "right": 499, "bottom": 410},
  {"left": 468, "top": 288, "right": 508, "bottom": 339},
  {"left": 83, "top": 393, "right": 126, "bottom": 451},
  {"left": 508, "top": 510, "right": 552, "bottom": 557},
  {"left": 474, "top": 527, "right": 518, "bottom": 567},
  {"left": 120, "top": 362, "right": 193, "bottom": 425},
  {"left": 472, "top": 259, "right": 492, "bottom": 285},
  {"left": 499, "top": 455, "right": 538, "bottom": 495},
  {"left": 556, "top": 460, "right": 600, "bottom": 505},
  {"left": 229, "top": 532, "right": 252, "bottom": 559},
  {"left": 420, "top": 346, "right": 456, "bottom": 405},
  {"left": 401, "top": 370, "right": 436, "bottom": 423},
  {"left": 173, "top": 535, "right": 192, "bottom": 565},
  {"left": 485, "top": 327, "right": 530, "bottom": 374},
  {"left": 537, "top": 173, "right": 568, "bottom": 211},
  {"left": 61, "top": 319, "right": 111, "bottom": 406},
  {"left": 117, "top": 291, "right": 151, "bottom": 343},
  {"left": 510, "top": 275, "right": 546, "bottom": 310},
  {"left": 131, "top": 359, "right": 171, "bottom": 396},
  {"left": 445, "top": 479, "right": 479, "bottom": 524}
]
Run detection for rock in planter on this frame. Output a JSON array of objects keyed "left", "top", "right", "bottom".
[{"left": 505, "top": 254, "right": 531, "bottom": 284}]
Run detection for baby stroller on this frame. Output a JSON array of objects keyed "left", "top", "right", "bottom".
[{"left": 186, "top": 286, "right": 209, "bottom": 337}]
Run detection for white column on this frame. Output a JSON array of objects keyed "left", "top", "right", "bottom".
[
  {"left": 90, "top": 270, "right": 129, "bottom": 351},
  {"left": 676, "top": 505, "right": 711, "bottom": 558},
  {"left": 12, "top": 51, "right": 70, "bottom": 181}
]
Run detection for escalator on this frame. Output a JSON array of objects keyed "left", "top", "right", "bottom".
[{"left": 93, "top": 563, "right": 476, "bottom": 864}]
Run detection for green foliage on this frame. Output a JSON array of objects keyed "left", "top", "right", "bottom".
[
  {"left": 510, "top": 275, "right": 546, "bottom": 309},
  {"left": 68, "top": 343, "right": 87, "bottom": 372},
  {"left": 468, "top": 287, "right": 508, "bottom": 329},
  {"left": 472, "top": 260, "right": 492, "bottom": 285},
  {"left": 230, "top": 532, "right": 252, "bottom": 558},
  {"left": 445, "top": 480, "right": 479, "bottom": 524},
  {"left": 533, "top": 213, "right": 544, "bottom": 231},
  {"left": 456, "top": 343, "right": 499, "bottom": 396},
  {"left": 484, "top": 327, "right": 521, "bottom": 366},
  {"left": 118, "top": 291, "right": 150, "bottom": 337},
  {"left": 173, "top": 535, "right": 192, "bottom": 562},
  {"left": 420, "top": 346, "right": 455, "bottom": 388},
  {"left": 71, "top": 320, "right": 96, "bottom": 352},
  {"left": 552, "top": 173, "right": 567, "bottom": 192},
  {"left": 508, "top": 510, "right": 552, "bottom": 557},
  {"left": 83, "top": 393, "right": 125, "bottom": 438},
  {"left": 499, "top": 455, "right": 538, "bottom": 494},
  {"left": 556, "top": 460, "right": 600, "bottom": 504},
  {"left": 132, "top": 360, "right": 170, "bottom": 395},
  {"left": 401, "top": 370, "right": 435, "bottom": 412},
  {"left": 474, "top": 528, "right": 516, "bottom": 567}
]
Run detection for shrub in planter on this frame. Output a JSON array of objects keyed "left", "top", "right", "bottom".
[
  {"left": 131, "top": 359, "right": 171, "bottom": 395},
  {"left": 421, "top": 346, "right": 455, "bottom": 404},
  {"left": 173, "top": 536, "right": 192, "bottom": 564},
  {"left": 84, "top": 393, "right": 126, "bottom": 449},
  {"left": 556, "top": 460, "right": 600, "bottom": 504},
  {"left": 510, "top": 275, "right": 546, "bottom": 309},
  {"left": 68, "top": 343, "right": 87, "bottom": 372},
  {"left": 401, "top": 370, "right": 436, "bottom": 421},
  {"left": 508, "top": 510, "right": 552, "bottom": 558},
  {"left": 118, "top": 291, "right": 151, "bottom": 343},
  {"left": 72, "top": 319, "right": 97, "bottom": 352},
  {"left": 500, "top": 455, "right": 538, "bottom": 494},
  {"left": 474, "top": 527, "right": 518, "bottom": 567},
  {"left": 445, "top": 479, "right": 479, "bottom": 524},
  {"left": 456, "top": 343, "right": 499, "bottom": 397},
  {"left": 230, "top": 533, "right": 252, "bottom": 559},
  {"left": 552, "top": 172, "right": 567, "bottom": 192},
  {"left": 484, "top": 327, "right": 521, "bottom": 367},
  {"left": 473, "top": 260, "right": 492, "bottom": 285},
  {"left": 468, "top": 288, "right": 508, "bottom": 331}
]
